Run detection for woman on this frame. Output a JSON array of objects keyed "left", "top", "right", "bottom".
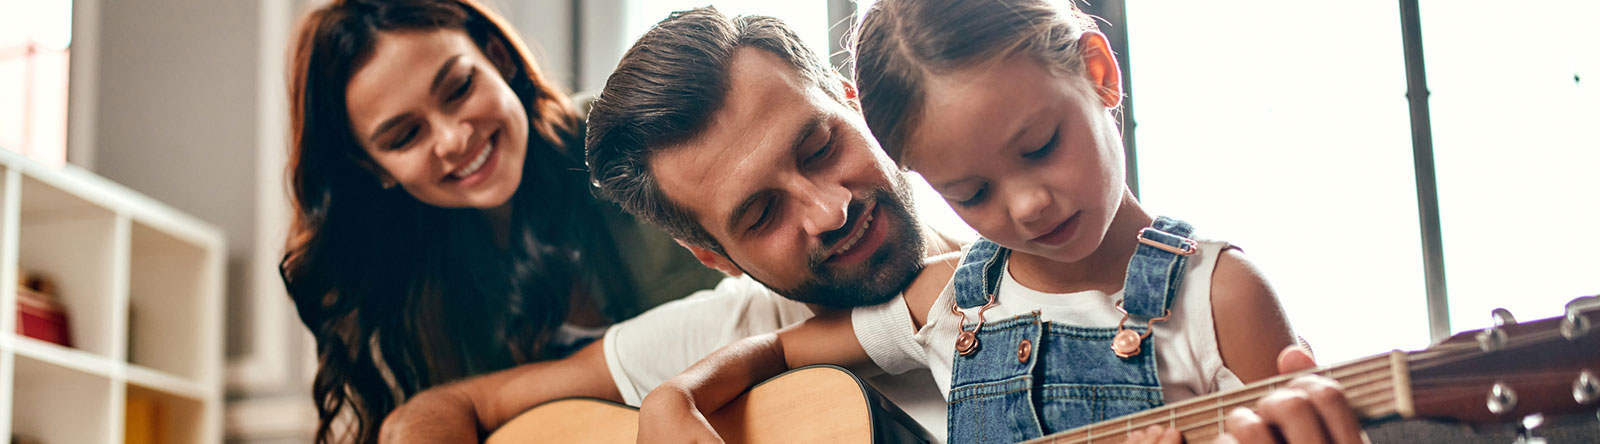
[{"left": 279, "top": 1, "right": 720, "bottom": 442}]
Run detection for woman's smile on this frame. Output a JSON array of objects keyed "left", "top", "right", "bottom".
[{"left": 445, "top": 129, "right": 500, "bottom": 186}]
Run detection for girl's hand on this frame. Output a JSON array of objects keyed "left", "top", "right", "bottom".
[
  {"left": 637, "top": 385, "right": 725, "bottom": 444},
  {"left": 1216, "top": 374, "right": 1368, "bottom": 444},
  {"left": 1124, "top": 425, "right": 1183, "bottom": 444},
  {"left": 1215, "top": 346, "right": 1370, "bottom": 444}
]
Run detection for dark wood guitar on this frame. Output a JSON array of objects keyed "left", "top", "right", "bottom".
[{"left": 488, "top": 297, "right": 1600, "bottom": 443}]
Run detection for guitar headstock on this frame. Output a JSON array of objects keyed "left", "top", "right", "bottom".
[{"left": 1405, "top": 296, "right": 1599, "bottom": 424}]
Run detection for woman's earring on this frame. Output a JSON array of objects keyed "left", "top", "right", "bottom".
[{"left": 380, "top": 179, "right": 397, "bottom": 189}]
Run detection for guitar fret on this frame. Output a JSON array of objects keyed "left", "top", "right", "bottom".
[
  {"left": 1344, "top": 380, "right": 1397, "bottom": 400},
  {"left": 1215, "top": 393, "right": 1224, "bottom": 438},
  {"left": 1323, "top": 357, "right": 1394, "bottom": 380},
  {"left": 1337, "top": 368, "right": 1398, "bottom": 388}
]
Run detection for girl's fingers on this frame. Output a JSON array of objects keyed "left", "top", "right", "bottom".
[
  {"left": 1125, "top": 425, "right": 1180, "bottom": 444},
  {"left": 1254, "top": 390, "right": 1332, "bottom": 444},
  {"left": 1224, "top": 406, "right": 1282, "bottom": 444},
  {"left": 1158, "top": 426, "right": 1183, "bottom": 444},
  {"left": 1285, "top": 376, "right": 1369, "bottom": 444}
]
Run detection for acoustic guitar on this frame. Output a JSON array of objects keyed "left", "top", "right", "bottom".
[
  {"left": 488, "top": 297, "right": 1600, "bottom": 443},
  {"left": 486, "top": 364, "right": 934, "bottom": 443}
]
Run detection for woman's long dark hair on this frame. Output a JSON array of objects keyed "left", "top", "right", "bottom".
[{"left": 281, "top": 1, "right": 639, "bottom": 442}]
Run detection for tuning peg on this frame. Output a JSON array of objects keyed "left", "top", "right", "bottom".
[
  {"left": 1511, "top": 414, "right": 1546, "bottom": 444},
  {"left": 1492, "top": 308, "right": 1517, "bottom": 326},
  {"left": 1488, "top": 382, "right": 1518, "bottom": 416},
  {"left": 1562, "top": 304, "right": 1590, "bottom": 340},
  {"left": 1575, "top": 370, "right": 1598, "bottom": 405},
  {"left": 1477, "top": 329, "right": 1506, "bottom": 352},
  {"left": 1477, "top": 308, "right": 1517, "bottom": 352}
]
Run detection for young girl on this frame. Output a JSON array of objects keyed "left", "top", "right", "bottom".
[{"left": 637, "top": 1, "right": 1351, "bottom": 443}]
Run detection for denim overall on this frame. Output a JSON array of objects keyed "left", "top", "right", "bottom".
[{"left": 946, "top": 217, "right": 1197, "bottom": 443}]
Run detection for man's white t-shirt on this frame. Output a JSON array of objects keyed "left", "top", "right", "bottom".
[{"left": 603, "top": 274, "right": 947, "bottom": 440}]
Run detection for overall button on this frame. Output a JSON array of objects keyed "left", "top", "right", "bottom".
[{"left": 1017, "top": 339, "right": 1032, "bottom": 363}]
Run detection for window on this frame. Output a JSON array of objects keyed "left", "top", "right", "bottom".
[
  {"left": 1421, "top": 0, "right": 1600, "bottom": 331},
  {"left": 0, "top": 0, "right": 72, "bottom": 167},
  {"left": 1127, "top": 1, "right": 1431, "bottom": 362}
]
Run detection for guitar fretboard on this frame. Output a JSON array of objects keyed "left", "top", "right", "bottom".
[{"left": 1020, "top": 351, "right": 1413, "bottom": 444}]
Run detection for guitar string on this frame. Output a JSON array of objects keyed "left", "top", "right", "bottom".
[
  {"left": 1079, "top": 380, "right": 1397, "bottom": 440},
  {"left": 1023, "top": 364, "right": 1399, "bottom": 444},
  {"left": 1408, "top": 328, "right": 1579, "bottom": 372},
  {"left": 1032, "top": 391, "right": 1398, "bottom": 444}
]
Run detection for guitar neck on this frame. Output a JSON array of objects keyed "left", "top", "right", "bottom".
[{"left": 1022, "top": 351, "right": 1414, "bottom": 444}]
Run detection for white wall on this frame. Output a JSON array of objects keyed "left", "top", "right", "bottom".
[
  {"left": 68, "top": 0, "right": 315, "bottom": 441},
  {"left": 88, "top": 0, "right": 263, "bottom": 357}
]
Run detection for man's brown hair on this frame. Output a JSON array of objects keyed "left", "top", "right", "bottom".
[{"left": 585, "top": 7, "right": 844, "bottom": 254}]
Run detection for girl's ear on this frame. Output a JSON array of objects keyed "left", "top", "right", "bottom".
[
  {"left": 840, "top": 79, "right": 861, "bottom": 112},
  {"left": 1078, "top": 31, "right": 1123, "bottom": 109}
]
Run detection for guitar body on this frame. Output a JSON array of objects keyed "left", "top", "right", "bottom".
[
  {"left": 487, "top": 365, "right": 933, "bottom": 443},
  {"left": 489, "top": 399, "right": 640, "bottom": 444}
]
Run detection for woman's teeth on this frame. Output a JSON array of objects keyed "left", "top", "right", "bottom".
[
  {"left": 452, "top": 140, "right": 494, "bottom": 179},
  {"left": 835, "top": 211, "right": 874, "bottom": 255}
]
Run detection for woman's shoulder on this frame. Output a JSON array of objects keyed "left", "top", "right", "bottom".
[{"left": 600, "top": 206, "right": 727, "bottom": 310}]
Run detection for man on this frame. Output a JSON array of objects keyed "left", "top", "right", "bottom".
[
  {"left": 379, "top": 9, "right": 958, "bottom": 441},
  {"left": 381, "top": 8, "right": 1362, "bottom": 444}
]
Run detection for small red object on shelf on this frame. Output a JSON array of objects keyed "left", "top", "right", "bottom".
[{"left": 17, "top": 271, "right": 72, "bottom": 348}]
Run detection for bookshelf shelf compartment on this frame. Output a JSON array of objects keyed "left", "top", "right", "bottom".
[
  {"left": 18, "top": 175, "right": 122, "bottom": 359},
  {"left": 128, "top": 220, "right": 214, "bottom": 381},
  {"left": 127, "top": 383, "right": 206, "bottom": 444},
  {"left": 11, "top": 353, "right": 116, "bottom": 444},
  {"left": 0, "top": 151, "right": 224, "bottom": 443}
]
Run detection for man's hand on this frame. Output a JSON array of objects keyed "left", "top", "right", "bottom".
[
  {"left": 378, "top": 340, "right": 622, "bottom": 443},
  {"left": 1217, "top": 346, "right": 1370, "bottom": 444},
  {"left": 637, "top": 385, "right": 725, "bottom": 444}
]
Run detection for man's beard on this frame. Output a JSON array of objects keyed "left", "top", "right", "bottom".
[{"left": 745, "top": 175, "right": 926, "bottom": 308}]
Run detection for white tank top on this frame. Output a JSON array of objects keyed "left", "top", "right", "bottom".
[{"left": 855, "top": 239, "right": 1244, "bottom": 405}]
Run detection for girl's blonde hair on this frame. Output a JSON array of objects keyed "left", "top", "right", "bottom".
[{"left": 852, "top": 0, "right": 1100, "bottom": 162}]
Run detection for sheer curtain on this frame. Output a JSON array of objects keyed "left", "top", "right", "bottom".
[
  {"left": 1420, "top": 0, "right": 1600, "bottom": 331},
  {"left": 1127, "top": 1, "right": 1430, "bottom": 363}
]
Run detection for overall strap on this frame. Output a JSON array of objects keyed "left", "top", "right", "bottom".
[
  {"left": 953, "top": 238, "right": 1010, "bottom": 309},
  {"left": 1121, "top": 216, "right": 1197, "bottom": 319}
]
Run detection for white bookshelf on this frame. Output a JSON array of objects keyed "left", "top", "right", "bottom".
[{"left": 0, "top": 149, "right": 225, "bottom": 444}]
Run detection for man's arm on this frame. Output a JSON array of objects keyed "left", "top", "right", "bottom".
[
  {"left": 379, "top": 339, "right": 621, "bottom": 443},
  {"left": 636, "top": 309, "right": 871, "bottom": 443}
]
